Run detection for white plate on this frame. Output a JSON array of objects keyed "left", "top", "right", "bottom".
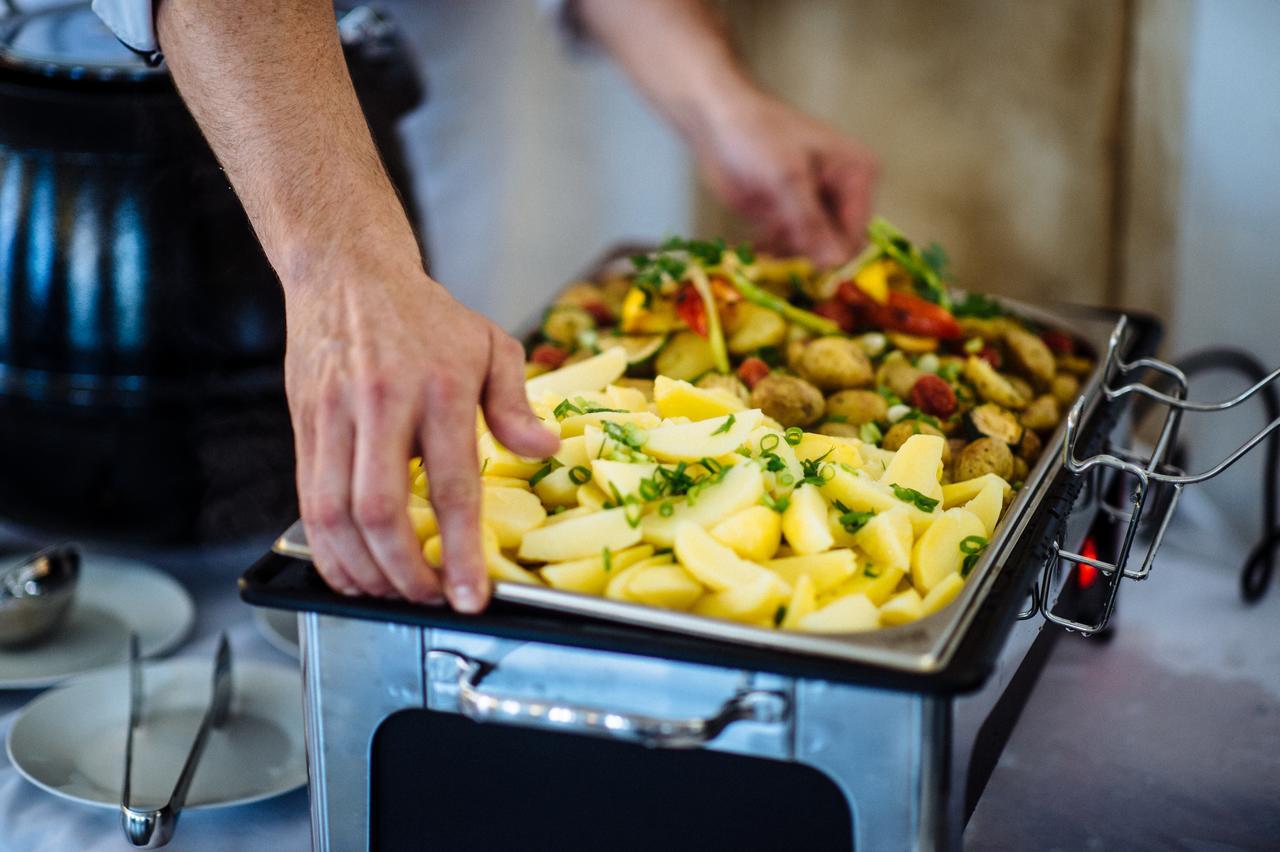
[
  {"left": 253, "top": 608, "right": 300, "bottom": 659},
  {"left": 0, "top": 554, "right": 195, "bottom": 689},
  {"left": 6, "top": 657, "right": 306, "bottom": 810}
]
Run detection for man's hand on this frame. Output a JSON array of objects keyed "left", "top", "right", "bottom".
[
  {"left": 285, "top": 264, "right": 558, "bottom": 611},
  {"left": 154, "top": 0, "right": 558, "bottom": 612},
  {"left": 693, "top": 93, "right": 879, "bottom": 267},
  {"left": 577, "top": 0, "right": 879, "bottom": 266}
]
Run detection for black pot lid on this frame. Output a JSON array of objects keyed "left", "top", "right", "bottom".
[{"left": 0, "top": 2, "right": 162, "bottom": 81}]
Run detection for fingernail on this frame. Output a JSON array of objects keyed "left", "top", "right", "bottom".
[
  {"left": 450, "top": 584, "right": 485, "bottom": 614},
  {"left": 340, "top": 586, "right": 360, "bottom": 597}
]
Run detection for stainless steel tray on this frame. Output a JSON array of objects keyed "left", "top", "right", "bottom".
[{"left": 274, "top": 298, "right": 1125, "bottom": 674}]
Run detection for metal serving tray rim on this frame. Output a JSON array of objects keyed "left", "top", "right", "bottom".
[{"left": 272, "top": 298, "right": 1122, "bottom": 675}]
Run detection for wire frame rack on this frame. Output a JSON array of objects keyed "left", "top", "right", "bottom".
[{"left": 1036, "top": 317, "right": 1280, "bottom": 634}]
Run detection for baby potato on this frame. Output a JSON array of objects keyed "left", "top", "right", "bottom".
[
  {"left": 876, "top": 353, "right": 924, "bottom": 400},
  {"left": 1050, "top": 373, "right": 1081, "bottom": 407},
  {"left": 1016, "top": 428, "right": 1042, "bottom": 462},
  {"left": 725, "top": 302, "right": 788, "bottom": 355},
  {"left": 749, "top": 374, "right": 825, "bottom": 427},
  {"left": 881, "top": 420, "right": 951, "bottom": 464},
  {"left": 1004, "top": 327, "right": 1056, "bottom": 388},
  {"left": 819, "top": 421, "right": 862, "bottom": 438},
  {"left": 1019, "top": 394, "right": 1061, "bottom": 433},
  {"left": 798, "top": 337, "right": 873, "bottom": 391},
  {"left": 824, "top": 389, "right": 888, "bottom": 426},
  {"left": 953, "top": 437, "right": 1014, "bottom": 482},
  {"left": 695, "top": 372, "right": 751, "bottom": 404},
  {"left": 542, "top": 306, "right": 595, "bottom": 347}
]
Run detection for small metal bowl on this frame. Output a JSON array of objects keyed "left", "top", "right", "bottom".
[{"left": 0, "top": 545, "right": 80, "bottom": 647}]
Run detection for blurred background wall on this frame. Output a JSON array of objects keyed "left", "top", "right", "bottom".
[{"left": 384, "top": 0, "right": 1278, "bottom": 543}]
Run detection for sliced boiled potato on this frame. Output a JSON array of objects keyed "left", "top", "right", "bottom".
[
  {"left": 422, "top": 534, "right": 442, "bottom": 568},
  {"left": 780, "top": 575, "right": 817, "bottom": 630},
  {"left": 623, "top": 563, "right": 705, "bottom": 610},
  {"left": 410, "top": 469, "right": 429, "bottom": 500},
  {"left": 693, "top": 574, "right": 789, "bottom": 624},
  {"left": 525, "top": 347, "right": 627, "bottom": 400},
  {"left": 558, "top": 410, "right": 660, "bottom": 439},
  {"left": 964, "top": 477, "right": 1005, "bottom": 537},
  {"left": 604, "top": 553, "right": 675, "bottom": 600},
  {"left": 674, "top": 523, "right": 789, "bottom": 595},
  {"left": 643, "top": 409, "right": 764, "bottom": 463},
  {"left": 541, "top": 544, "right": 654, "bottom": 596},
  {"left": 533, "top": 467, "right": 578, "bottom": 508},
  {"left": 483, "top": 487, "right": 547, "bottom": 549},
  {"left": 576, "top": 481, "right": 610, "bottom": 512},
  {"left": 878, "top": 433, "right": 945, "bottom": 502},
  {"left": 827, "top": 564, "right": 905, "bottom": 607},
  {"left": 407, "top": 504, "right": 438, "bottom": 543},
  {"left": 797, "top": 593, "right": 879, "bottom": 633},
  {"left": 590, "top": 459, "right": 659, "bottom": 500},
  {"left": 765, "top": 549, "right": 858, "bottom": 595},
  {"left": 407, "top": 492, "right": 430, "bottom": 509},
  {"left": 781, "top": 484, "right": 835, "bottom": 555},
  {"left": 640, "top": 462, "right": 765, "bottom": 548},
  {"left": 478, "top": 432, "right": 545, "bottom": 479},
  {"left": 653, "top": 375, "right": 745, "bottom": 421},
  {"left": 482, "top": 476, "right": 532, "bottom": 490},
  {"left": 482, "top": 526, "right": 543, "bottom": 585},
  {"left": 604, "top": 383, "right": 651, "bottom": 413},
  {"left": 711, "top": 505, "right": 782, "bottom": 563},
  {"left": 821, "top": 465, "right": 902, "bottom": 514},
  {"left": 554, "top": 435, "right": 590, "bottom": 468},
  {"left": 746, "top": 427, "right": 803, "bottom": 492},
  {"left": 920, "top": 572, "right": 966, "bottom": 616},
  {"left": 518, "top": 506, "right": 641, "bottom": 562},
  {"left": 541, "top": 506, "right": 594, "bottom": 526},
  {"left": 910, "top": 507, "right": 987, "bottom": 594},
  {"left": 828, "top": 508, "right": 859, "bottom": 549},
  {"left": 793, "top": 433, "right": 862, "bottom": 469},
  {"left": 879, "top": 587, "right": 924, "bottom": 626},
  {"left": 853, "top": 506, "right": 914, "bottom": 573},
  {"left": 942, "top": 472, "right": 1011, "bottom": 509},
  {"left": 655, "top": 330, "right": 717, "bottom": 381}
]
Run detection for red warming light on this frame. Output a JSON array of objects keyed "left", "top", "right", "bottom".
[{"left": 1077, "top": 536, "right": 1099, "bottom": 588}]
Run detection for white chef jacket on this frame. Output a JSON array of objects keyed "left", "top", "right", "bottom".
[{"left": 91, "top": 0, "right": 694, "bottom": 330}]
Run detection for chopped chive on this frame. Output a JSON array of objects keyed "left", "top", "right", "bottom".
[
  {"left": 890, "top": 483, "right": 940, "bottom": 513},
  {"left": 784, "top": 426, "right": 804, "bottom": 446},
  {"left": 568, "top": 465, "right": 592, "bottom": 485},
  {"left": 602, "top": 547, "right": 613, "bottom": 572},
  {"left": 528, "top": 458, "right": 562, "bottom": 488},
  {"left": 711, "top": 413, "right": 736, "bottom": 435}
]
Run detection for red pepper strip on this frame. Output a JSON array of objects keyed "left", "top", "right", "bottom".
[
  {"left": 737, "top": 357, "right": 770, "bottom": 390},
  {"left": 838, "top": 281, "right": 962, "bottom": 340},
  {"left": 675, "top": 282, "right": 708, "bottom": 337}
]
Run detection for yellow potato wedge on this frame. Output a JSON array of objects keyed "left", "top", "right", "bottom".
[
  {"left": 653, "top": 375, "right": 745, "bottom": 421},
  {"left": 558, "top": 410, "right": 661, "bottom": 439},
  {"left": 942, "top": 472, "right": 1012, "bottom": 508},
  {"left": 693, "top": 574, "right": 789, "bottom": 624},
  {"left": 640, "top": 462, "right": 765, "bottom": 548},
  {"left": 518, "top": 506, "right": 641, "bottom": 562},
  {"left": 911, "top": 507, "right": 986, "bottom": 594},
  {"left": 525, "top": 347, "right": 627, "bottom": 400},
  {"left": 674, "top": 523, "right": 789, "bottom": 595},
  {"left": 643, "top": 409, "right": 764, "bottom": 463},
  {"left": 482, "top": 476, "right": 532, "bottom": 490},
  {"left": 793, "top": 433, "right": 862, "bottom": 469},
  {"left": 407, "top": 504, "right": 438, "bottom": 543},
  {"left": 782, "top": 483, "right": 835, "bottom": 555},
  {"left": 482, "top": 527, "right": 544, "bottom": 585},
  {"left": 797, "top": 593, "right": 879, "bottom": 633},
  {"left": 483, "top": 487, "right": 547, "bottom": 549},
  {"left": 780, "top": 575, "right": 817, "bottom": 630},
  {"left": 590, "top": 459, "right": 660, "bottom": 500},
  {"left": 540, "top": 544, "right": 654, "bottom": 596},
  {"left": 710, "top": 505, "right": 783, "bottom": 563},
  {"left": 604, "top": 554, "right": 675, "bottom": 599},
  {"left": 604, "top": 383, "right": 651, "bottom": 413},
  {"left": 765, "top": 549, "right": 859, "bottom": 595},
  {"left": 576, "top": 481, "right": 611, "bottom": 512},
  {"left": 920, "top": 572, "right": 966, "bottom": 616},
  {"left": 964, "top": 477, "right": 1005, "bottom": 537},
  {"left": 532, "top": 467, "right": 579, "bottom": 508},
  {"left": 827, "top": 564, "right": 905, "bottom": 607},
  {"left": 478, "top": 432, "right": 545, "bottom": 479},
  {"left": 879, "top": 587, "right": 924, "bottom": 626},
  {"left": 879, "top": 433, "right": 945, "bottom": 502},
  {"left": 623, "top": 563, "right": 705, "bottom": 610},
  {"left": 853, "top": 507, "right": 914, "bottom": 573}
]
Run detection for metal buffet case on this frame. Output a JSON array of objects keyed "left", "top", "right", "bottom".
[{"left": 242, "top": 297, "right": 1202, "bottom": 851}]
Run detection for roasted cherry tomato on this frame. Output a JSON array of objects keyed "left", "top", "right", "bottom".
[
  {"left": 530, "top": 344, "right": 569, "bottom": 369},
  {"left": 737, "top": 357, "right": 771, "bottom": 390},
  {"left": 909, "top": 374, "right": 958, "bottom": 418},
  {"left": 675, "top": 282, "right": 708, "bottom": 337},
  {"left": 812, "top": 298, "right": 856, "bottom": 333},
  {"left": 1040, "top": 329, "right": 1075, "bottom": 356},
  {"left": 979, "top": 345, "right": 1002, "bottom": 369},
  {"left": 581, "top": 301, "right": 615, "bottom": 326}
]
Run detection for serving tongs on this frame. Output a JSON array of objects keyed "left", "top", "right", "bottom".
[{"left": 120, "top": 632, "right": 233, "bottom": 848}]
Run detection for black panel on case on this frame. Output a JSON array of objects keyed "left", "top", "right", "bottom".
[{"left": 370, "top": 709, "right": 853, "bottom": 852}]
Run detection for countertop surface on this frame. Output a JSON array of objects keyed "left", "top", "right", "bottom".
[{"left": 0, "top": 487, "right": 1276, "bottom": 851}]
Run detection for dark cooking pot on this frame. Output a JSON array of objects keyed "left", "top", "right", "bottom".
[{"left": 0, "top": 3, "right": 423, "bottom": 542}]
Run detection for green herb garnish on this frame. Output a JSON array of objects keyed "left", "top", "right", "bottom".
[
  {"left": 711, "top": 414, "right": 735, "bottom": 435},
  {"left": 784, "top": 426, "right": 804, "bottom": 446},
  {"left": 658, "top": 502, "right": 674, "bottom": 517},
  {"left": 890, "top": 483, "right": 940, "bottom": 513},
  {"left": 858, "top": 422, "right": 883, "bottom": 445},
  {"left": 568, "top": 465, "right": 592, "bottom": 485},
  {"left": 773, "top": 604, "right": 787, "bottom": 626},
  {"left": 602, "top": 420, "right": 648, "bottom": 452},
  {"left": 833, "top": 500, "right": 875, "bottom": 534},
  {"left": 602, "top": 547, "right": 613, "bottom": 572},
  {"left": 761, "top": 493, "right": 790, "bottom": 513},
  {"left": 528, "top": 458, "right": 563, "bottom": 488},
  {"left": 960, "top": 535, "right": 989, "bottom": 577},
  {"left": 951, "top": 292, "right": 1006, "bottom": 319}
]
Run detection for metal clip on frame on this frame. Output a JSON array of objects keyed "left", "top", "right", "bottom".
[{"left": 1045, "top": 317, "right": 1280, "bottom": 634}]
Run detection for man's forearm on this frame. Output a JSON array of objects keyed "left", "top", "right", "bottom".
[
  {"left": 575, "top": 0, "right": 758, "bottom": 148},
  {"left": 156, "top": 0, "right": 421, "bottom": 289}
]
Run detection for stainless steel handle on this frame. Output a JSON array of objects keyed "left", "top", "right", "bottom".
[
  {"left": 427, "top": 650, "right": 788, "bottom": 749},
  {"left": 1049, "top": 314, "right": 1277, "bottom": 634}
]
